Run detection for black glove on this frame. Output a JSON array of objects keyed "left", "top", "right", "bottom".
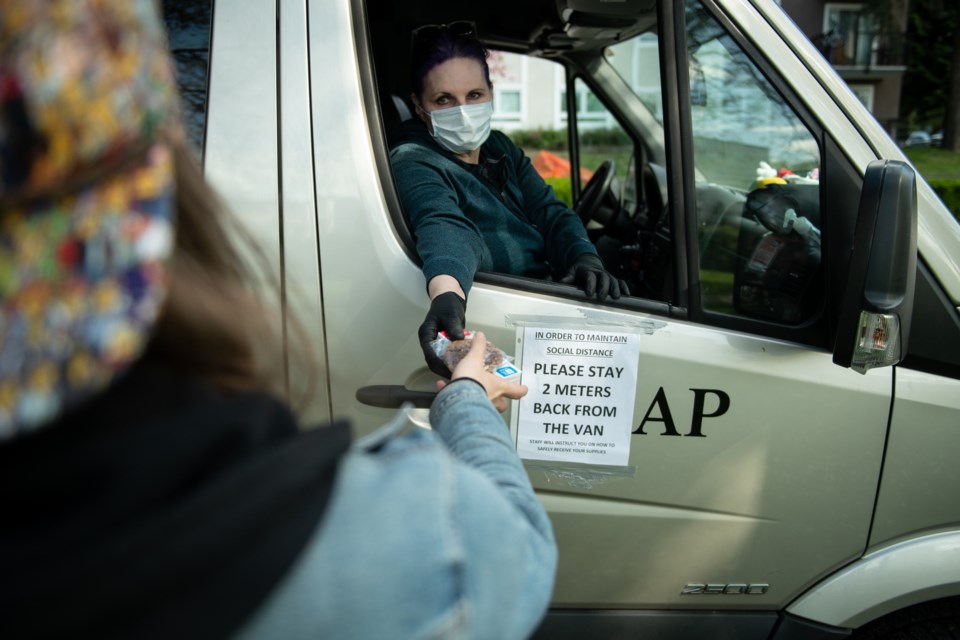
[
  {"left": 418, "top": 291, "right": 467, "bottom": 378},
  {"left": 561, "top": 253, "right": 630, "bottom": 300}
]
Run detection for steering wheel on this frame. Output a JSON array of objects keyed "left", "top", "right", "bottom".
[{"left": 574, "top": 159, "right": 616, "bottom": 225}]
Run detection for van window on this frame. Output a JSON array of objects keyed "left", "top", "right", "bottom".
[
  {"left": 685, "top": 1, "right": 821, "bottom": 323},
  {"left": 490, "top": 50, "right": 574, "bottom": 204},
  {"left": 161, "top": 0, "right": 213, "bottom": 153},
  {"left": 377, "top": 1, "right": 822, "bottom": 327},
  {"left": 572, "top": 78, "right": 633, "bottom": 194},
  {"left": 606, "top": 0, "right": 822, "bottom": 324}
]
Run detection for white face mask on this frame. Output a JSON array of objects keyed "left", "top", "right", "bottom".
[{"left": 427, "top": 101, "right": 493, "bottom": 154}]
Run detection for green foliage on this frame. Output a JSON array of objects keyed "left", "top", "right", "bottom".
[
  {"left": 699, "top": 269, "right": 736, "bottom": 315},
  {"left": 904, "top": 147, "right": 960, "bottom": 179},
  {"left": 901, "top": 0, "right": 958, "bottom": 132},
  {"left": 507, "top": 129, "right": 568, "bottom": 150},
  {"left": 545, "top": 176, "right": 573, "bottom": 207},
  {"left": 507, "top": 127, "right": 632, "bottom": 150},
  {"left": 580, "top": 128, "right": 632, "bottom": 147},
  {"left": 929, "top": 179, "right": 960, "bottom": 222},
  {"left": 903, "top": 147, "right": 960, "bottom": 221}
]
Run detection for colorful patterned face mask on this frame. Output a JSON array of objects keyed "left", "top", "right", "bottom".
[{"left": 0, "top": 0, "right": 179, "bottom": 438}]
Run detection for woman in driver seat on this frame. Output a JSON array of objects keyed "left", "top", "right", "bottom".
[{"left": 390, "top": 21, "right": 628, "bottom": 377}]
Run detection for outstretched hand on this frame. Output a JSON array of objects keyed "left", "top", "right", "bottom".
[
  {"left": 418, "top": 291, "right": 466, "bottom": 378},
  {"left": 436, "top": 332, "right": 528, "bottom": 413},
  {"left": 561, "top": 253, "right": 629, "bottom": 300}
]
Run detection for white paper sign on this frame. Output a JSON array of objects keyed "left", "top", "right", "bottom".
[{"left": 516, "top": 327, "right": 640, "bottom": 466}]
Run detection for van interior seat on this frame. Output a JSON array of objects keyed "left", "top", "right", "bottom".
[{"left": 392, "top": 95, "right": 412, "bottom": 122}]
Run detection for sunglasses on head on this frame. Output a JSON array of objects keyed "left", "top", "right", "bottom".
[{"left": 411, "top": 20, "right": 477, "bottom": 45}]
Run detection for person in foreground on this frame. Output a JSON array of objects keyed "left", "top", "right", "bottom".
[
  {"left": 0, "top": 1, "right": 556, "bottom": 638},
  {"left": 390, "top": 21, "right": 629, "bottom": 377}
]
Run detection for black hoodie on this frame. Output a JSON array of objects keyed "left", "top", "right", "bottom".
[{"left": 0, "top": 361, "right": 351, "bottom": 640}]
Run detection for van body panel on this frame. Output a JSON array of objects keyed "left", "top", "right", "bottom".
[
  {"left": 869, "top": 368, "right": 960, "bottom": 548},
  {"left": 786, "top": 530, "right": 960, "bottom": 628},
  {"left": 529, "top": 317, "right": 891, "bottom": 608},
  {"left": 204, "top": 0, "right": 281, "bottom": 283},
  {"left": 914, "top": 189, "right": 960, "bottom": 306},
  {"left": 306, "top": 0, "right": 434, "bottom": 435},
  {"left": 279, "top": 0, "right": 331, "bottom": 425}
]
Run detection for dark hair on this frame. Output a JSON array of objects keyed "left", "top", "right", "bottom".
[{"left": 410, "top": 27, "right": 491, "bottom": 101}]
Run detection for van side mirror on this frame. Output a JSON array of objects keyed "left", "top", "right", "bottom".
[{"left": 833, "top": 160, "right": 917, "bottom": 373}]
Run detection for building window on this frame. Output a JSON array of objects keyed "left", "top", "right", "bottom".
[
  {"left": 496, "top": 90, "right": 522, "bottom": 118},
  {"left": 488, "top": 50, "right": 524, "bottom": 130},
  {"left": 822, "top": 3, "right": 877, "bottom": 66}
]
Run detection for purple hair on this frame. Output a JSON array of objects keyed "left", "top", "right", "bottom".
[{"left": 409, "top": 29, "right": 491, "bottom": 101}]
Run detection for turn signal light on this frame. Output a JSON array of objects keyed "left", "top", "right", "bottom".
[{"left": 851, "top": 311, "right": 901, "bottom": 374}]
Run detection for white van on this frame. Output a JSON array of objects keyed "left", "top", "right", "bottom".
[{"left": 164, "top": 0, "right": 960, "bottom": 637}]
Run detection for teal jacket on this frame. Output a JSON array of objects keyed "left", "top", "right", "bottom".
[{"left": 390, "top": 119, "right": 598, "bottom": 295}]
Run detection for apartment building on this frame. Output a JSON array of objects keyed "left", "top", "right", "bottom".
[{"left": 780, "top": 0, "right": 910, "bottom": 137}]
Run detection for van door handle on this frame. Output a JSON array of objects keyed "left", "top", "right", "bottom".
[{"left": 355, "top": 385, "right": 437, "bottom": 408}]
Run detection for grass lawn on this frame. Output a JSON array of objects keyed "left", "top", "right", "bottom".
[
  {"left": 544, "top": 145, "right": 960, "bottom": 183},
  {"left": 902, "top": 147, "right": 960, "bottom": 221},
  {"left": 902, "top": 147, "right": 960, "bottom": 180}
]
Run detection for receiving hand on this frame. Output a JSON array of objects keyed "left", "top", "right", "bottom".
[
  {"left": 561, "top": 253, "right": 629, "bottom": 300},
  {"left": 436, "top": 332, "right": 528, "bottom": 413},
  {"left": 418, "top": 291, "right": 467, "bottom": 378}
]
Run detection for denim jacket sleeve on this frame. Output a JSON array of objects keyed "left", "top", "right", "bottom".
[
  {"left": 430, "top": 379, "right": 558, "bottom": 637},
  {"left": 234, "top": 381, "right": 557, "bottom": 640}
]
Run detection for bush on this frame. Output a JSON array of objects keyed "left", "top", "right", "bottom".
[
  {"left": 545, "top": 176, "right": 573, "bottom": 207},
  {"left": 507, "top": 127, "right": 632, "bottom": 151},
  {"left": 580, "top": 128, "right": 632, "bottom": 147},
  {"left": 507, "top": 128, "right": 568, "bottom": 150},
  {"left": 929, "top": 179, "right": 960, "bottom": 223}
]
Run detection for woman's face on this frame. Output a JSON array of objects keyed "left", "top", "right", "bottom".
[{"left": 415, "top": 56, "right": 491, "bottom": 125}]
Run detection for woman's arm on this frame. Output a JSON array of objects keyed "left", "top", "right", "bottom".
[
  {"left": 392, "top": 145, "right": 481, "bottom": 376},
  {"left": 391, "top": 145, "right": 484, "bottom": 295},
  {"left": 427, "top": 275, "right": 466, "bottom": 301},
  {"left": 430, "top": 336, "right": 556, "bottom": 637}
]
